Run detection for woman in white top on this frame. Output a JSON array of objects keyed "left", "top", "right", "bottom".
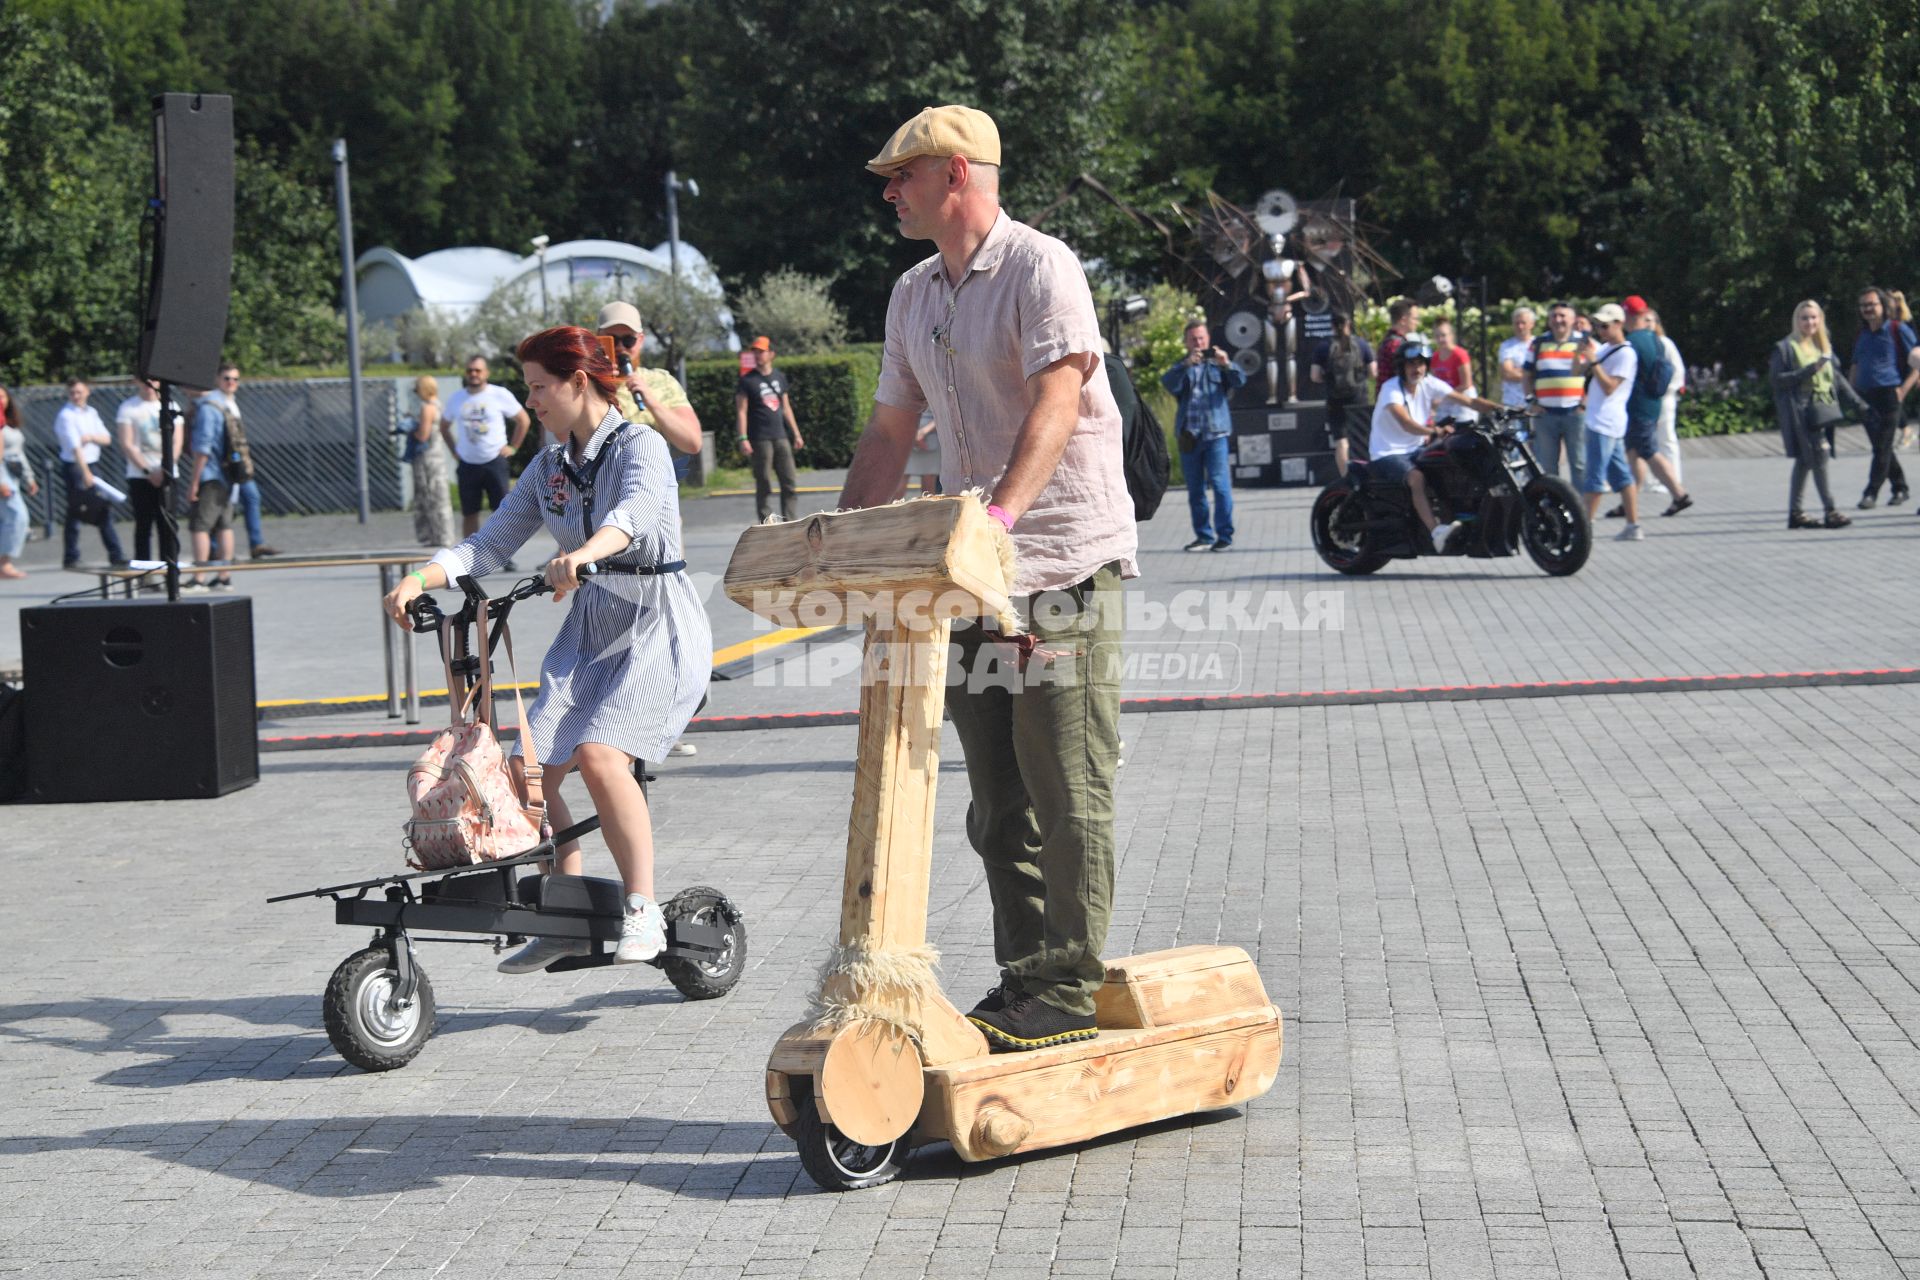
[
  {"left": 407, "top": 375, "right": 457, "bottom": 547},
  {"left": 1643, "top": 310, "right": 1687, "bottom": 493},
  {"left": 0, "top": 384, "right": 40, "bottom": 579}
]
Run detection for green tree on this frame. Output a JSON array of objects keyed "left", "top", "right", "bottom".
[
  {"left": 1621, "top": 0, "right": 1920, "bottom": 365},
  {"left": 733, "top": 268, "right": 849, "bottom": 353},
  {"left": 658, "top": 0, "right": 1135, "bottom": 335},
  {"left": 0, "top": 14, "right": 146, "bottom": 380}
]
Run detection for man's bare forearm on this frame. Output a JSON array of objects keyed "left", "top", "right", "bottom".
[{"left": 838, "top": 409, "right": 918, "bottom": 509}]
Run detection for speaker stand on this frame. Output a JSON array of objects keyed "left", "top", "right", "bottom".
[{"left": 156, "top": 380, "right": 182, "bottom": 602}]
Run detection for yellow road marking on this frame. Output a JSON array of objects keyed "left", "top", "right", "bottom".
[
  {"left": 710, "top": 625, "right": 836, "bottom": 667},
  {"left": 257, "top": 626, "right": 837, "bottom": 709}
]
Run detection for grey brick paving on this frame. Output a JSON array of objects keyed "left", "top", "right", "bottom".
[{"left": 2, "top": 446, "right": 1919, "bottom": 1277}]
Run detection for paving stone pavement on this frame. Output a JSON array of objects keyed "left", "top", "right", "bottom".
[{"left": 2, "top": 442, "right": 1919, "bottom": 1279}]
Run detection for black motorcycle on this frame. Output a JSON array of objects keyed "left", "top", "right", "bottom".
[{"left": 1311, "top": 406, "right": 1590, "bottom": 576}]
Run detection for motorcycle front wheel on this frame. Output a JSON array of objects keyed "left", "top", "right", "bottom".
[
  {"left": 1311, "top": 482, "right": 1388, "bottom": 575},
  {"left": 1521, "top": 476, "right": 1591, "bottom": 576}
]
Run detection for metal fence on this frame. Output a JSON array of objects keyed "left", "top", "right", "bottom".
[{"left": 17, "top": 377, "right": 409, "bottom": 529}]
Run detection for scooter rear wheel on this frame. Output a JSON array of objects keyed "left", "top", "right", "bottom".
[
  {"left": 1311, "top": 483, "right": 1388, "bottom": 575},
  {"left": 661, "top": 886, "right": 747, "bottom": 1000},
  {"left": 323, "top": 946, "right": 436, "bottom": 1072},
  {"left": 795, "top": 1096, "right": 911, "bottom": 1191}
]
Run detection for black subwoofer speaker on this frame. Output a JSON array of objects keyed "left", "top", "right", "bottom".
[
  {"left": 20, "top": 597, "right": 257, "bottom": 802},
  {"left": 136, "top": 93, "right": 234, "bottom": 388}
]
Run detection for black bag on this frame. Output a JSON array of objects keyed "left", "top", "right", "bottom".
[
  {"left": 1105, "top": 355, "right": 1170, "bottom": 520},
  {"left": 70, "top": 483, "right": 111, "bottom": 527}
]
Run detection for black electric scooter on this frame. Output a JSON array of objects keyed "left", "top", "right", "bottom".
[
  {"left": 1310, "top": 406, "right": 1592, "bottom": 576},
  {"left": 271, "top": 569, "right": 746, "bottom": 1072}
]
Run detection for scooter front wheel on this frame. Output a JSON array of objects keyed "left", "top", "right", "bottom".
[
  {"left": 323, "top": 946, "right": 436, "bottom": 1072},
  {"left": 1521, "top": 476, "right": 1591, "bottom": 576},
  {"left": 795, "top": 1096, "right": 912, "bottom": 1191}
]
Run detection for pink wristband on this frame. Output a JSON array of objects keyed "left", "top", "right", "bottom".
[{"left": 986, "top": 504, "right": 1015, "bottom": 532}]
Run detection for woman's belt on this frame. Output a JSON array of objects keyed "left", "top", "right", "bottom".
[{"left": 595, "top": 560, "right": 686, "bottom": 575}]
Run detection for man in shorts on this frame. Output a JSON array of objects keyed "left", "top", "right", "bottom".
[
  {"left": 1578, "top": 304, "right": 1643, "bottom": 540},
  {"left": 183, "top": 383, "right": 237, "bottom": 591},
  {"left": 442, "top": 356, "right": 530, "bottom": 538}
]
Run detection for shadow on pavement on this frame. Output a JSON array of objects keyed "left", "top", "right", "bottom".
[
  {"left": 0, "top": 1113, "right": 802, "bottom": 1200},
  {"left": 0, "top": 986, "right": 681, "bottom": 1088}
]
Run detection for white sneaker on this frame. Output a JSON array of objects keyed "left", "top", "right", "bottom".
[
  {"left": 1615, "top": 523, "right": 1645, "bottom": 542},
  {"left": 497, "top": 936, "right": 591, "bottom": 974},
  {"left": 1429, "top": 522, "right": 1458, "bottom": 552},
  {"left": 667, "top": 742, "right": 698, "bottom": 757},
  {"left": 616, "top": 894, "right": 667, "bottom": 963}
]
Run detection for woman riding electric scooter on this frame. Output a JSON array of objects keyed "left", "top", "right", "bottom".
[{"left": 382, "top": 325, "right": 712, "bottom": 973}]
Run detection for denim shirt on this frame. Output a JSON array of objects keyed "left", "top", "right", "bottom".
[
  {"left": 189, "top": 396, "right": 229, "bottom": 484},
  {"left": 1160, "top": 358, "right": 1246, "bottom": 439}
]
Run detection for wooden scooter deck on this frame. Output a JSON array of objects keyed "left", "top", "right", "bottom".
[{"left": 919, "top": 1004, "right": 1282, "bottom": 1161}]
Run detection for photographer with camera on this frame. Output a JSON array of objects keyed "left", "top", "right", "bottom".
[{"left": 1162, "top": 319, "right": 1245, "bottom": 551}]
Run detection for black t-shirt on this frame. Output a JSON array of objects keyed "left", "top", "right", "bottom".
[{"left": 737, "top": 371, "right": 790, "bottom": 441}]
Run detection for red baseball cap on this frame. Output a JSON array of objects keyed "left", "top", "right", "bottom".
[{"left": 1622, "top": 295, "right": 1650, "bottom": 315}]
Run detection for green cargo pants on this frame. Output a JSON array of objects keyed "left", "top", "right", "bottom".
[{"left": 945, "top": 562, "right": 1123, "bottom": 1018}]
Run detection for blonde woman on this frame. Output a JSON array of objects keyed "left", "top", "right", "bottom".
[
  {"left": 409, "top": 375, "right": 456, "bottom": 546},
  {"left": 1770, "top": 301, "right": 1863, "bottom": 528},
  {"left": 1894, "top": 291, "right": 1918, "bottom": 451}
]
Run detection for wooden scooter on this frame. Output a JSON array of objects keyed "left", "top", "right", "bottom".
[{"left": 723, "top": 496, "right": 1282, "bottom": 1190}]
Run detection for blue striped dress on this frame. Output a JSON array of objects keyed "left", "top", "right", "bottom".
[{"left": 429, "top": 407, "right": 712, "bottom": 765}]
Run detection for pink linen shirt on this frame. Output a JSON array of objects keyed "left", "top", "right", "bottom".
[{"left": 875, "top": 210, "right": 1139, "bottom": 595}]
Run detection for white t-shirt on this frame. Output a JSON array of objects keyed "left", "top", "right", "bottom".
[
  {"left": 116, "top": 395, "right": 182, "bottom": 478},
  {"left": 444, "top": 384, "right": 525, "bottom": 465},
  {"left": 1583, "top": 342, "right": 1638, "bottom": 438},
  {"left": 53, "top": 404, "right": 107, "bottom": 464},
  {"left": 1370, "top": 374, "right": 1457, "bottom": 459},
  {"left": 1498, "top": 336, "right": 1532, "bottom": 406}
]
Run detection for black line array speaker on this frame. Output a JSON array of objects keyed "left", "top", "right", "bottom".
[
  {"left": 20, "top": 598, "right": 257, "bottom": 803},
  {"left": 136, "top": 93, "right": 234, "bottom": 389}
]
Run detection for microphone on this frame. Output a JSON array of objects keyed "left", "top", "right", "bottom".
[{"left": 616, "top": 352, "right": 645, "bottom": 413}]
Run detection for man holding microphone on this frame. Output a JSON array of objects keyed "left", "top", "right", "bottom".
[{"left": 1163, "top": 320, "right": 1244, "bottom": 552}]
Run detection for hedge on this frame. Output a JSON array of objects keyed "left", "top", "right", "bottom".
[{"left": 684, "top": 349, "right": 881, "bottom": 469}]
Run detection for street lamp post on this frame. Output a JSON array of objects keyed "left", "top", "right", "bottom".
[
  {"left": 664, "top": 169, "right": 698, "bottom": 386},
  {"left": 530, "top": 233, "right": 551, "bottom": 322},
  {"left": 332, "top": 138, "right": 369, "bottom": 523}
]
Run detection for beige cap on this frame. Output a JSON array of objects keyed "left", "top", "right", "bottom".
[
  {"left": 866, "top": 105, "right": 1001, "bottom": 175},
  {"left": 1591, "top": 303, "right": 1626, "bottom": 326},
  {"left": 596, "top": 301, "right": 644, "bottom": 332}
]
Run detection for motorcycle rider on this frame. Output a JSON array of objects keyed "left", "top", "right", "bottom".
[{"left": 1368, "top": 339, "right": 1502, "bottom": 551}]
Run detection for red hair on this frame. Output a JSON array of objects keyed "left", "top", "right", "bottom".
[{"left": 515, "top": 326, "right": 623, "bottom": 404}]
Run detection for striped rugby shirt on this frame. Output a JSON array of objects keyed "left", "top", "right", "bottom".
[{"left": 1527, "top": 337, "right": 1585, "bottom": 410}]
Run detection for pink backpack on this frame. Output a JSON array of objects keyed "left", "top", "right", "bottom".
[{"left": 404, "top": 595, "right": 547, "bottom": 870}]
